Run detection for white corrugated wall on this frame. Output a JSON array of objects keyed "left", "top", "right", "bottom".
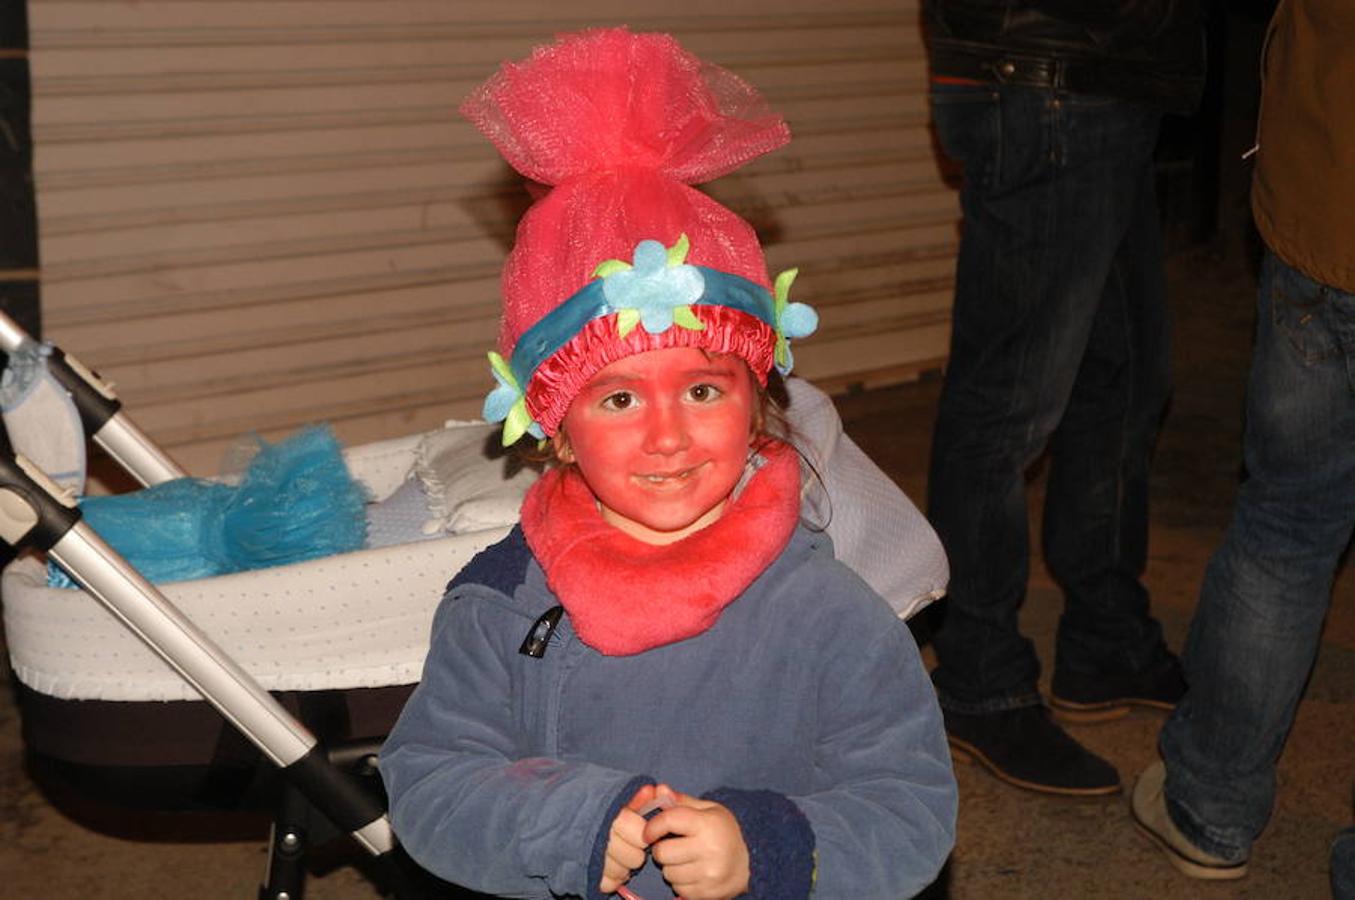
[{"left": 27, "top": 1, "right": 956, "bottom": 475}]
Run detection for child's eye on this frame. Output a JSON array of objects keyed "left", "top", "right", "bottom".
[
  {"left": 600, "top": 391, "right": 635, "bottom": 411},
  {"left": 688, "top": 383, "right": 722, "bottom": 402}
]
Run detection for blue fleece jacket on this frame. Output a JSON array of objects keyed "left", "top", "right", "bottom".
[{"left": 379, "top": 524, "right": 956, "bottom": 898}]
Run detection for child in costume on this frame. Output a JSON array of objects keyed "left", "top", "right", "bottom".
[{"left": 379, "top": 28, "right": 956, "bottom": 899}]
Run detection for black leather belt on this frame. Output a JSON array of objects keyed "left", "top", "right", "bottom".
[
  {"left": 927, "top": 42, "right": 1199, "bottom": 114},
  {"left": 929, "top": 45, "right": 1076, "bottom": 90}
]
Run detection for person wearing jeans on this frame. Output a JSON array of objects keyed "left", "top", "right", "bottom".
[
  {"left": 922, "top": 0, "right": 1204, "bottom": 796},
  {"left": 1131, "top": 0, "right": 1355, "bottom": 884},
  {"left": 1135, "top": 251, "right": 1355, "bottom": 876},
  {"left": 1134, "top": 249, "right": 1355, "bottom": 878}
]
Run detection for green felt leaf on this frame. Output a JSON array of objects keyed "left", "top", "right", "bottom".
[
  {"left": 672, "top": 305, "right": 706, "bottom": 331},
  {"left": 502, "top": 401, "right": 531, "bottom": 446},
  {"left": 617, "top": 308, "right": 642, "bottom": 338},
  {"left": 593, "top": 259, "right": 632, "bottom": 279},
  {"left": 667, "top": 233, "right": 691, "bottom": 266},
  {"left": 773, "top": 267, "right": 799, "bottom": 312},
  {"left": 487, "top": 350, "right": 516, "bottom": 387}
]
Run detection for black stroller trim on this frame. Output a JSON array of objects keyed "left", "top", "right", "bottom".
[
  {"left": 0, "top": 435, "right": 79, "bottom": 551},
  {"left": 16, "top": 684, "right": 413, "bottom": 769},
  {"left": 44, "top": 344, "right": 121, "bottom": 434}
]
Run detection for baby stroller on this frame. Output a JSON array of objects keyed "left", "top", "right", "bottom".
[
  {"left": 0, "top": 311, "right": 513, "bottom": 897},
  {"left": 0, "top": 311, "right": 947, "bottom": 897}
]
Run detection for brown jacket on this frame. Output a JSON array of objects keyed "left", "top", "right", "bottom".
[{"left": 1251, "top": 0, "right": 1355, "bottom": 293}]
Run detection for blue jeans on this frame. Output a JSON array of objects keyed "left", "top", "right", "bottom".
[
  {"left": 1160, "top": 251, "right": 1355, "bottom": 862},
  {"left": 926, "top": 84, "right": 1173, "bottom": 711}
]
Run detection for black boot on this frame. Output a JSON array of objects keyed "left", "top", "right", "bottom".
[
  {"left": 1049, "top": 653, "right": 1186, "bottom": 723},
  {"left": 944, "top": 705, "right": 1121, "bottom": 796}
]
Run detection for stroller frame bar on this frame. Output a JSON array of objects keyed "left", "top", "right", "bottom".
[
  {"left": 87, "top": 412, "right": 188, "bottom": 488},
  {"left": 52, "top": 524, "right": 315, "bottom": 767},
  {"left": 50, "top": 522, "right": 396, "bottom": 859}
]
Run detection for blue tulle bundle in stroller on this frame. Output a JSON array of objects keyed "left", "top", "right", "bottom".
[{"left": 47, "top": 425, "right": 367, "bottom": 587}]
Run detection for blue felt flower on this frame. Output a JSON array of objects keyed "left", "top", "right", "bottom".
[
  {"left": 598, "top": 236, "right": 706, "bottom": 337},
  {"left": 483, "top": 351, "right": 544, "bottom": 446},
  {"left": 772, "top": 268, "right": 819, "bottom": 375}
]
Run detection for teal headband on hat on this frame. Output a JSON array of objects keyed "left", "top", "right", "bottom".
[{"left": 483, "top": 235, "right": 818, "bottom": 445}]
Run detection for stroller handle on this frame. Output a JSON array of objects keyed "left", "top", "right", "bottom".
[{"left": 0, "top": 309, "right": 186, "bottom": 486}]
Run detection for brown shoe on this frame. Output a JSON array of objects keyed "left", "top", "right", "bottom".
[{"left": 1131, "top": 761, "right": 1248, "bottom": 880}]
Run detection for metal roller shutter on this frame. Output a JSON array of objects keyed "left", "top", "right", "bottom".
[{"left": 27, "top": 1, "right": 956, "bottom": 475}]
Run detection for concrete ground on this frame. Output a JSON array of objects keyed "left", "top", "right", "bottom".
[{"left": 2, "top": 246, "right": 1352, "bottom": 896}]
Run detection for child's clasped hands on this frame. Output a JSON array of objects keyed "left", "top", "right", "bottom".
[{"left": 603, "top": 784, "right": 750, "bottom": 900}]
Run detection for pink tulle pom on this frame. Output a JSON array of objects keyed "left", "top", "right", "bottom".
[
  {"left": 461, "top": 26, "right": 789, "bottom": 186},
  {"left": 463, "top": 26, "right": 795, "bottom": 418}
]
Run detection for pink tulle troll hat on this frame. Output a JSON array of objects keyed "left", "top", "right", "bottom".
[{"left": 463, "top": 27, "right": 818, "bottom": 444}]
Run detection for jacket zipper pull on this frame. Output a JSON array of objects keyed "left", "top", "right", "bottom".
[{"left": 519, "top": 605, "right": 564, "bottom": 658}]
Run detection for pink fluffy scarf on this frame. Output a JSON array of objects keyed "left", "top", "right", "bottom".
[{"left": 520, "top": 440, "right": 801, "bottom": 656}]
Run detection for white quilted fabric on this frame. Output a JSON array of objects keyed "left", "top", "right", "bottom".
[{"left": 785, "top": 379, "right": 948, "bottom": 620}]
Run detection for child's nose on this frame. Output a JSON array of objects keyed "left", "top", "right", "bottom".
[{"left": 641, "top": 399, "right": 689, "bottom": 455}]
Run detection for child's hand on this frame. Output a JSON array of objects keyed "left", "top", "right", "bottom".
[
  {"left": 600, "top": 784, "right": 657, "bottom": 895},
  {"left": 643, "top": 789, "right": 750, "bottom": 900}
]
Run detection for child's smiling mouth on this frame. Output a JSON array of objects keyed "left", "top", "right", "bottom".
[{"left": 636, "top": 462, "right": 707, "bottom": 485}]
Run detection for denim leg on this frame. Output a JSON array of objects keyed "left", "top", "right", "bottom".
[
  {"left": 1160, "top": 251, "right": 1355, "bottom": 860},
  {"left": 926, "top": 84, "right": 1166, "bottom": 710},
  {"left": 1045, "top": 146, "right": 1172, "bottom": 678},
  {"left": 1333, "top": 828, "right": 1355, "bottom": 900}
]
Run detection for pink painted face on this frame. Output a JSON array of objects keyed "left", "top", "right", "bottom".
[{"left": 557, "top": 347, "right": 758, "bottom": 545}]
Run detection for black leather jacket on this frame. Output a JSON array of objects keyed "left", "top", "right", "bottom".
[{"left": 924, "top": 0, "right": 1206, "bottom": 114}]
